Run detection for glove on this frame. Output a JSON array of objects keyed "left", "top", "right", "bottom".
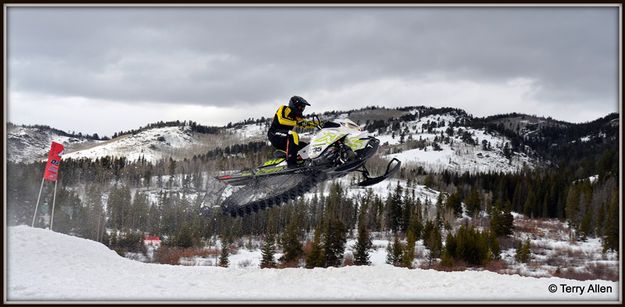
[{"left": 299, "top": 120, "right": 320, "bottom": 129}]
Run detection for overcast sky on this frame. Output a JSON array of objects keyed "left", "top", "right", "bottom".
[{"left": 7, "top": 6, "right": 619, "bottom": 137}]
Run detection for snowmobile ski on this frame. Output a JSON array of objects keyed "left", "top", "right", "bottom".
[{"left": 357, "top": 158, "right": 401, "bottom": 187}]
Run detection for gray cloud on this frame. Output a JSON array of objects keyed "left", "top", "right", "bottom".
[{"left": 7, "top": 6, "right": 619, "bottom": 132}]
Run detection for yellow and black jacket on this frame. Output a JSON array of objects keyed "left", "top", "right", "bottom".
[{"left": 268, "top": 105, "right": 304, "bottom": 134}]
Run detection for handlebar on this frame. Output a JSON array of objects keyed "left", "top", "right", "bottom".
[{"left": 311, "top": 114, "right": 322, "bottom": 130}]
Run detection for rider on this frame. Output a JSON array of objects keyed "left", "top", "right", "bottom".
[{"left": 267, "top": 96, "right": 318, "bottom": 168}]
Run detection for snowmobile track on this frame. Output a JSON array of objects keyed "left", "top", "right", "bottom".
[{"left": 222, "top": 171, "right": 325, "bottom": 217}]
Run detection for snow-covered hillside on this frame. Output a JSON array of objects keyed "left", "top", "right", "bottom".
[
  {"left": 226, "top": 122, "right": 268, "bottom": 141},
  {"left": 304, "top": 176, "right": 441, "bottom": 206},
  {"left": 7, "top": 125, "right": 96, "bottom": 163},
  {"left": 62, "top": 126, "right": 198, "bottom": 162},
  {"left": 221, "top": 112, "right": 537, "bottom": 174},
  {"left": 377, "top": 113, "right": 535, "bottom": 173},
  {"left": 59, "top": 124, "right": 269, "bottom": 163},
  {"left": 7, "top": 108, "right": 540, "bottom": 173},
  {"left": 9, "top": 107, "right": 613, "bottom": 175},
  {"left": 7, "top": 226, "right": 619, "bottom": 301}
]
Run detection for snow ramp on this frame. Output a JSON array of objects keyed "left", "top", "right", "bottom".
[{"left": 7, "top": 225, "right": 619, "bottom": 302}]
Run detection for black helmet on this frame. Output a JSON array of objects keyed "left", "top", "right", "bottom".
[{"left": 288, "top": 96, "right": 310, "bottom": 116}]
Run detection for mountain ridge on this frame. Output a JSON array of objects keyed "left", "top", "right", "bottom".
[{"left": 7, "top": 106, "right": 618, "bottom": 174}]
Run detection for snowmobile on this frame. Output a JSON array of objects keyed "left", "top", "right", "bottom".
[{"left": 216, "top": 117, "right": 401, "bottom": 217}]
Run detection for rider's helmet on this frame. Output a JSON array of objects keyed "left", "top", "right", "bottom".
[{"left": 288, "top": 96, "right": 310, "bottom": 117}]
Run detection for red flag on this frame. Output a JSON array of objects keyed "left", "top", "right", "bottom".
[{"left": 43, "top": 142, "right": 64, "bottom": 182}]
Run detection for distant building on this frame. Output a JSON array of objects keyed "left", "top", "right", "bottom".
[{"left": 144, "top": 235, "right": 161, "bottom": 247}]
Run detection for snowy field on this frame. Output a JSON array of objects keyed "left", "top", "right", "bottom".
[{"left": 7, "top": 226, "right": 619, "bottom": 302}]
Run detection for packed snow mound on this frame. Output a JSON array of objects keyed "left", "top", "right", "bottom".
[
  {"left": 62, "top": 126, "right": 195, "bottom": 162},
  {"left": 7, "top": 226, "right": 618, "bottom": 301}
]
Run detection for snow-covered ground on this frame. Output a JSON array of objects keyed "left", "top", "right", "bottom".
[
  {"left": 7, "top": 226, "right": 619, "bottom": 302},
  {"left": 499, "top": 216, "right": 619, "bottom": 281}
]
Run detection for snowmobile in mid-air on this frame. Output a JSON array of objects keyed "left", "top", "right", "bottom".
[{"left": 216, "top": 117, "right": 401, "bottom": 217}]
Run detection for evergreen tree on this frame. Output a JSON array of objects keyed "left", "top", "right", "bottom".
[
  {"left": 370, "top": 195, "right": 385, "bottom": 232},
  {"left": 175, "top": 223, "right": 194, "bottom": 248},
  {"left": 280, "top": 214, "right": 303, "bottom": 264},
  {"left": 218, "top": 239, "right": 229, "bottom": 268},
  {"left": 423, "top": 220, "right": 442, "bottom": 266},
  {"left": 440, "top": 249, "right": 454, "bottom": 267},
  {"left": 51, "top": 188, "right": 84, "bottom": 234},
  {"left": 323, "top": 215, "right": 347, "bottom": 267},
  {"left": 85, "top": 185, "right": 105, "bottom": 241},
  {"left": 603, "top": 190, "right": 619, "bottom": 253},
  {"left": 596, "top": 202, "right": 607, "bottom": 238},
  {"left": 444, "top": 224, "right": 493, "bottom": 266},
  {"left": 353, "top": 205, "right": 372, "bottom": 266},
  {"left": 523, "top": 188, "right": 536, "bottom": 217},
  {"left": 487, "top": 231, "right": 501, "bottom": 260},
  {"left": 402, "top": 188, "right": 415, "bottom": 232},
  {"left": 490, "top": 200, "right": 514, "bottom": 237},
  {"left": 386, "top": 183, "right": 404, "bottom": 232},
  {"left": 424, "top": 174, "right": 435, "bottom": 189},
  {"left": 385, "top": 236, "right": 394, "bottom": 264},
  {"left": 386, "top": 233, "right": 404, "bottom": 266},
  {"left": 435, "top": 193, "right": 444, "bottom": 226},
  {"left": 321, "top": 183, "right": 348, "bottom": 267},
  {"left": 465, "top": 188, "right": 481, "bottom": 217},
  {"left": 107, "top": 185, "right": 132, "bottom": 230},
  {"left": 260, "top": 212, "right": 276, "bottom": 269},
  {"left": 260, "top": 234, "right": 277, "bottom": 269},
  {"left": 503, "top": 142, "right": 512, "bottom": 161},
  {"left": 579, "top": 206, "right": 592, "bottom": 241},
  {"left": 168, "top": 157, "right": 177, "bottom": 177},
  {"left": 565, "top": 184, "right": 581, "bottom": 230},
  {"left": 305, "top": 226, "right": 325, "bottom": 268},
  {"left": 445, "top": 190, "right": 463, "bottom": 217},
  {"left": 146, "top": 199, "right": 161, "bottom": 234},
  {"left": 109, "top": 231, "right": 118, "bottom": 247},
  {"left": 130, "top": 191, "right": 149, "bottom": 231},
  {"left": 410, "top": 200, "right": 424, "bottom": 240},
  {"left": 515, "top": 239, "right": 531, "bottom": 263},
  {"left": 401, "top": 228, "right": 417, "bottom": 268}
]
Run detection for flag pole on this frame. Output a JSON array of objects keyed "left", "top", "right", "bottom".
[
  {"left": 96, "top": 214, "right": 100, "bottom": 241},
  {"left": 32, "top": 177, "right": 45, "bottom": 227},
  {"left": 50, "top": 180, "right": 58, "bottom": 230}
]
